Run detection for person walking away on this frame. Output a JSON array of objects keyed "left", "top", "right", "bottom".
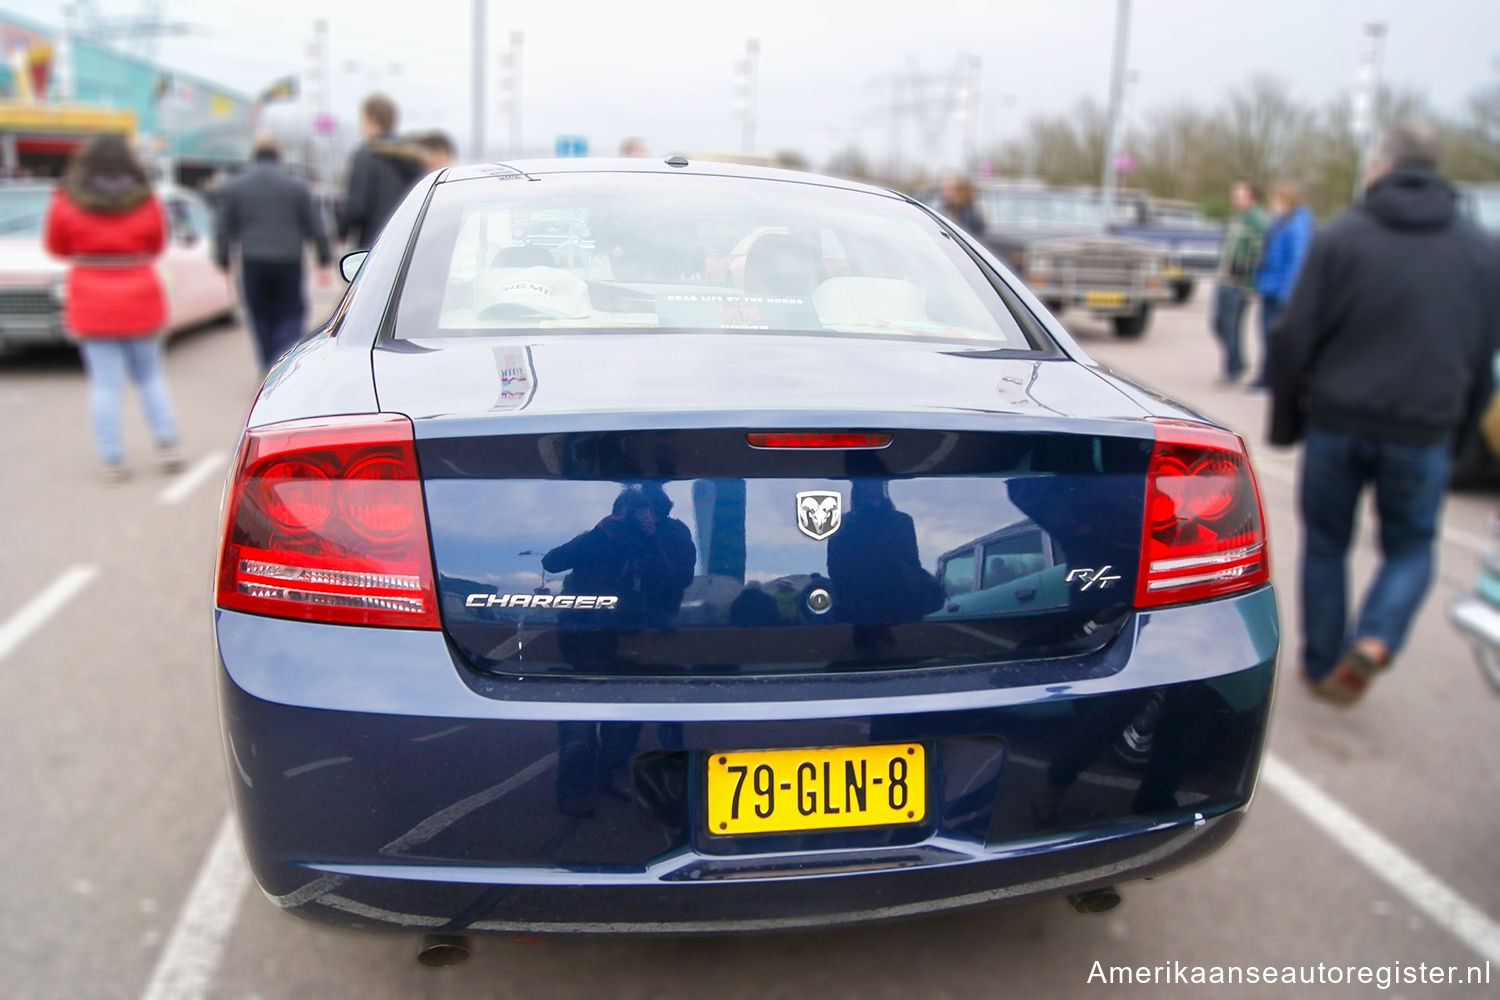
[
  {"left": 339, "top": 94, "right": 424, "bottom": 250},
  {"left": 1211, "top": 180, "right": 1267, "bottom": 383},
  {"left": 939, "top": 176, "right": 985, "bottom": 240},
  {"left": 44, "top": 136, "right": 183, "bottom": 484},
  {"left": 1248, "top": 181, "right": 1314, "bottom": 390},
  {"left": 413, "top": 131, "right": 456, "bottom": 173},
  {"left": 1268, "top": 123, "right": 1500, "bottom": 705},
  {"left": 215, "top": 134, "right": 333, "bottom": 370}
]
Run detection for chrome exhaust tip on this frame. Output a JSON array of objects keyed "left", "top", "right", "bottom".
[
  {"left": 1067, "top": 886, "right": 1122, "bottom": 914},
  {"left": 417, "top": 933, "right": 471, "bottom": 967}
]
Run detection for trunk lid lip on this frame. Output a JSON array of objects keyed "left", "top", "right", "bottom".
[
  {"left": 373, "top": 332, "right": 1180, "bottom": 428},
  {"left": 402, "top": 409, "right": 1166, "bottom": 443}
]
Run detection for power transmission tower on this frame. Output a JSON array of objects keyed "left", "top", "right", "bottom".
[{"left": 870, "top": 53, "right": 982, "bottom": 179}]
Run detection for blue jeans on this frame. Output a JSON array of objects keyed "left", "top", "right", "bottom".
[
  {"left": 240, "top": 260, "right": 306, "bottom": 369},
  {"left": 77, "top": 336, "right": 179, "bottom": 465},
  {"left": 1250, "top": 296, "right": 1281, "bottom": 387},
  {"left": 1211, "top": 283, "right": 1248, "bottom": 379},
  {"left": 1298, "top": 427, "right": 1450, "bottom": 679}
]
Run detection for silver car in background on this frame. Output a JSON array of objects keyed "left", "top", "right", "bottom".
[{"left": 0, "top": 181, "right": 235, "bottom": 352}]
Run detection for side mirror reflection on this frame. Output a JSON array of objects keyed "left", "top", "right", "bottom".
[{"left": 339, "top": 250, "right": 369, "bottom": 283}]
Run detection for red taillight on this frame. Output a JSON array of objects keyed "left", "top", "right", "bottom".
[
  {"left": 214, "top": 414, "right": 440, "bottom": 629},
  {"left": 1135, "top": 420, "right": 1269, "bottom": 608},
  {"left": 746, "top": 431, "right": 892, "bottom": 449}
]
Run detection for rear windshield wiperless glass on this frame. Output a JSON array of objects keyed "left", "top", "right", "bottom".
[{"left": 393, "top": 172, "right": 1038, "bottom": 347}]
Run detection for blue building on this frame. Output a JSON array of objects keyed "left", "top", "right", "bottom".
[{"left": 0, "top": 7, "right": 254, "bottom": 179}]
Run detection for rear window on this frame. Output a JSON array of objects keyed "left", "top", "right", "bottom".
[{"left": 393, "top": 172, "right": 1035, "bottom": 347}]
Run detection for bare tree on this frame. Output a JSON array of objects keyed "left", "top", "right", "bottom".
[{"left": 967, "top": 72, "right": 1500, "bottom": 220}]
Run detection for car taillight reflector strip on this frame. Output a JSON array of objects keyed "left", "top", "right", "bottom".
[
  {"left": 236, "top": 581, "right": 428, "bottom": 615},
  {"left": 746, "top": 431, "right": 892, "bottom": 449},
  {"left": 1135, "top": 421, "right": 1270, "bottom": 608},
  {"left": 237, "top": 559, "right": 424, "bottom": 592},
  {"left": 1146, "top": 543, "right": 1264, "bottom": 576},
  {"left": 214, "top": 414, "right": 440, "bottom": 629}
]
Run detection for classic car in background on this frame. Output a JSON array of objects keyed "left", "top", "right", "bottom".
[
  {"left": 0, "top": 181, "right": 235, "bottom": 352},
  {"left": 974, "top": 183, "right": 1170, "bottom": 338},
  {"left": 1108, "top": 193, "right": 1222, "bottom": 303}
]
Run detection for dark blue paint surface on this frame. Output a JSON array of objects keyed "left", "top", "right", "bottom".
[
  {"left": 217, "top": 585, "right": 1275, "bottom": 931},
  {"left": 219, "top": 163, "right": 1277, "bottom": 933}
]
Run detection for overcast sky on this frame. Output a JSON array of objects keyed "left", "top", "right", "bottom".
[{"left": 25, "top": 0, "right": 1500, "bottom": 165}]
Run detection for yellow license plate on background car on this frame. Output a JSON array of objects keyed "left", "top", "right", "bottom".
[
  {"left": 707, "top": 743, "right": 926, "bottom": 836},
  {"left": 1084, "top": 290, "right": 1128, "bottom": 308}
]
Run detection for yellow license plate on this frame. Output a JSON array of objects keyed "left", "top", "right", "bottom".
[
  {"left": 707, "top": 743, "right": 926, "bottom": 835},
  {"left": 1084, "top": 290, "right": 1128, "bottom": 308},
  {"left": 1165, "top": 266, "right": 1184, "bottom": 279}
]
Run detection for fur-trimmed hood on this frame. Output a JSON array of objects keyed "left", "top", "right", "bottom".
[
  {"left": 64, "top": 172, "right": 152, "bottom": 213},
  {"left": 367, "top": 138, "right": 428, "bottom": 180}
]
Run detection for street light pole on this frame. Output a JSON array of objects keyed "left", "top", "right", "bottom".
[
  {"left": 736, "top": 39, "right": 760, "bottom": 154},
  {"left": 471, "top": 0, "right": 486, "bottom": 161},
  {"left": 1100, "top": 0, "right": 1132, "bottom": 223},
  {"left": 1351, "top": 21, "right": 1388, "bottom": 201},
  {"left": 507, "top": 31, "right": 523, "bottom": 157}
]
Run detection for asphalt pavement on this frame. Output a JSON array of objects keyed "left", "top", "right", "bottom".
[{"left": 1, "top": 291, "right": 1497, "bottom": 999}]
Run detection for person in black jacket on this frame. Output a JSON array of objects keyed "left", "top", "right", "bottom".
[
  {"left": 339, "top": 94, "right": 425, "bottom": 249},
  {"left": 1268, "top": 122, "right": 1500, "bottom": 706},
  {"left": 215, "top": 135, "right": 332, "bottom": 369}
]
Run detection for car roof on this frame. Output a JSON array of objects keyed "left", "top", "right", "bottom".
[{"left": 437, "top": 157, "right": 904, "bottom": 201}]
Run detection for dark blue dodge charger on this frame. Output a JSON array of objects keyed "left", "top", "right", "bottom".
[{"left": 214, "top": 158, "right": 1278, "bottom": 947}]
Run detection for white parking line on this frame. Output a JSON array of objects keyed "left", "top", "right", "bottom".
[
  {"left": 157, "top": 452, "right": 227, "bottom": 506},
  {"left": 0, "top": 564, "right": 98, "bottom": 664},
  {"left": 1261, "top": 753, "right": 1500, "bottom": 965},
  {"left": 140, "top": 811, "right": 250, "bottom": 1000}
]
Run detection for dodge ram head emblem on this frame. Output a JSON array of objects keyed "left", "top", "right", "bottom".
[{"left": 796, "top": 491, "right": 842, "bottom": 540}]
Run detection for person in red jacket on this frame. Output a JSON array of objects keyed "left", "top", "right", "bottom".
[{"left": 44, "top": 136, "right": 183, "bottom": 483}]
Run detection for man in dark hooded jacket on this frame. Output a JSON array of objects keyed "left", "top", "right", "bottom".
[
  {"left": 339, "top": 94, "right": 425, "bottom": 249},
  {"left": 1268, "top": 122, "right": 1500, "bottom": 705}
]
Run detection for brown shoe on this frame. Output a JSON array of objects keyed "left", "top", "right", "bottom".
[{"left": 1312, "top": 641, "right": 1388, "bottom": 706}]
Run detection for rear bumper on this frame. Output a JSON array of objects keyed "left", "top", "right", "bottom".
[{"left": 216, "top": 586, "right": 1278, "bottom": 934}]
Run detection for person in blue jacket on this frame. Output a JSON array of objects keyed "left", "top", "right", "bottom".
[{"left": 1249, "top": 181, "right": 1315, "bottom": 389}]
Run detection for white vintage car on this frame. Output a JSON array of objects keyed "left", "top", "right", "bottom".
[{"left": 0, "top": 181, "right": 236, "bottom": 351}]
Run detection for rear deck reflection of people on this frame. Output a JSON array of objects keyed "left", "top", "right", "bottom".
[
  {"left": 827, "top": 479, "right": 944, "bottom": 662},
  {"left": 543, "top": 484, "right": 695, "bottom": 816},
  {"left": 543, "top": 484, "right": 696, "bottom": 637}
]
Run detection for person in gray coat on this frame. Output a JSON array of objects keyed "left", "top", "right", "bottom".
[{"left": 215, "top": 134, "right": 332, "bottom": 369}]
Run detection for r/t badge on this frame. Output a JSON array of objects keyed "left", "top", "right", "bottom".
[{"left": 1067, "top": 566, "right": 1122, "bottom": 591}]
